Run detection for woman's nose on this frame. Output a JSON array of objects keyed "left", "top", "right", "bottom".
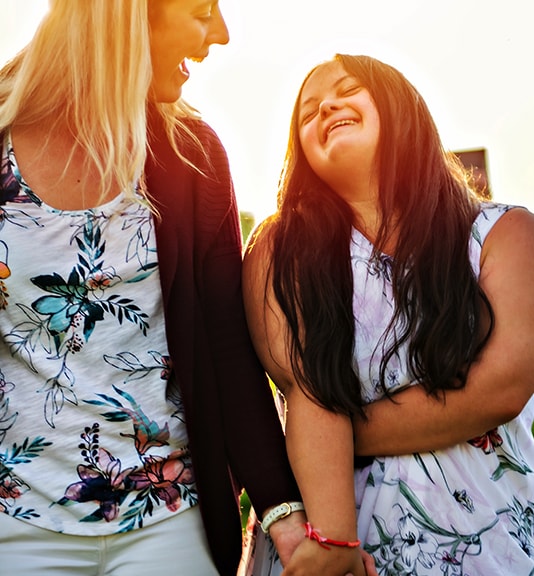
[{"left": 209, "top": 5, "right": 230, "bottom": 46}]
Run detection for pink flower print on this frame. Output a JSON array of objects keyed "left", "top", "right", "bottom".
[
  {"left": 0, "top": 474, "right": 28, "bottom": 503},
  {"left": 86, "top": 267, "right": 119, "bottom": 292},
  {"left": 467, "top": 428, "right": 503, "bottom": 454},
  {"left": 160, "top": 355, "right": 172, "bottom": 380},
  {"left": 130, "top": 450, "right": 195, "bottom": 512}
]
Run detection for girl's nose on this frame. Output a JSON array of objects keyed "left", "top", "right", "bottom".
[{"left": 319, "top": 99, "right": 340, "bottom": 119}]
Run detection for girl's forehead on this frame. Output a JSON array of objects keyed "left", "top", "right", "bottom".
[
  {"left": 299, "top": 61, "right": 349, "bottom": 102},
  {"left": 304, "top": 61, "right": 343, "bottom": 88}
]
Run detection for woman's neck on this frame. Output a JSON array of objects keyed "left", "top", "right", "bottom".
[{"left": 10, "top": 120, "right": 121, "bottom": 210}]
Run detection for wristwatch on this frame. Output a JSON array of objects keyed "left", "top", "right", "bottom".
[{"left": 260, "top": 501, "right": 305, "bottom": 533}]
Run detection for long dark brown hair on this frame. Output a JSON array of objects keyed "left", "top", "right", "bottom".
[{"left": 265, "top": 54, "right": 492, "bottom": 416}]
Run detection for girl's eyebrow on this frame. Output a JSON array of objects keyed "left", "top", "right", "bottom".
[{"left": 300, "top": 75, "right": 354, "bottom": 110}]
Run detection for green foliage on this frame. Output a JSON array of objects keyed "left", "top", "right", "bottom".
[
  {"left": 240, "top": 490, "right": 251, "bottom": 532},
  {"left": 240, "top": 211, "right": 255, "bottom": 245}
]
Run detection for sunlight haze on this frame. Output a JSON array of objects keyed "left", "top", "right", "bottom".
[{"left": 2, "top": 0, "right": 532, "bottom": 221}]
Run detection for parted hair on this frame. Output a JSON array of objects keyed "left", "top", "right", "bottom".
[
  {"left": 0, "top": 0, "right": 201, "bottom": 202},
  {"left": 266, "top": 54, "right": 492, "bottom": 415}
]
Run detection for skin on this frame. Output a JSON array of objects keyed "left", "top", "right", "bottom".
[
  {"left": 243, "top": 61, "right": 381, "bottom": 576},
  {"left": 10, "top": 0, "right": 230, "bottom": 212},
  {"left": 352, "top": 205, "right": 534, "bottom": 456},
  {"left": 299, "top": 61, "right": 383, "bottom": 242},
  {"left": 298, "top": 62, "right": 380, "bottom": 205},
  {"left": 148, "top": 0, "right": 229, "bottom": 102}
]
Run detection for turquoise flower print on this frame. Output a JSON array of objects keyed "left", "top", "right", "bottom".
[
  {"left": 5, "top": 215, "right": 149, "bottom": 428},
  {"left": 85, "top": 386, "right": 170, "bottom": 455},
  {"left": 30, "top": 216, "right": 149, "bottom": 344},
  {"left": 31, "top": 271, "right": 105, "bottom": 338},
  {"left": 0, "top": 435, "right": 51, "bottom": 518}
]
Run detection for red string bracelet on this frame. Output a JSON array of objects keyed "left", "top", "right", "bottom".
[{"left": 304, "top": 522, "right": 361, "bottom": 550}]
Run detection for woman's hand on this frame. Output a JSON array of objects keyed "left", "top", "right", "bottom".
[
  {"left": 268, "top": 511, "right": 307, "bottom": 567},
  {"left": 280, "top": 538, "right": 376, "bottom": 576}
]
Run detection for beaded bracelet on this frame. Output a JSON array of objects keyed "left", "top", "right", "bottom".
[{"left": 304, "top": 522, "right": 361, "bottom": 550}]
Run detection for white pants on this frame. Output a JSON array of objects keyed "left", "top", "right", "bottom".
[{"left": 0, "top": 506, "right": 219, "bottom": 576}]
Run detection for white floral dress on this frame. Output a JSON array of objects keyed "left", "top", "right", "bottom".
[{"left": 248, "top": 203, "right": 534, "bottom": 576}]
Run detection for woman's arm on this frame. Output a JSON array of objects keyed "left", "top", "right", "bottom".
[
  {"left": 243, "top": 228, "right": 367, "bottom": 575},
  {"left": 353, "top": 207, "right": 534, "bottom": 456}
]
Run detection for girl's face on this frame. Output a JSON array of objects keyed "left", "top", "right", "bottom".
[
  {"left": 148, "top": 0, "right": 229, "bottom": 102},
  {"left": 298, "top": 61, "right": 380, "bottom": 194}
]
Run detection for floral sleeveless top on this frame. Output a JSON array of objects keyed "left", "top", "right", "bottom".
[
  {"left": 0, "top": 132, "right": 197, "bottom": 535},
  {"left": 352, "top": 203, "right": 534, "bottom": 575}
]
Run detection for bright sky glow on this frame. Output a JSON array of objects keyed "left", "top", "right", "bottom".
[{"left": 2, "top": 0, "right": 533, "bottom": 221}]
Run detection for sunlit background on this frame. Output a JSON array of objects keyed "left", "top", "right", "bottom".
[{"left": 2, "top": 0, "right": 533, "bottom": 222}]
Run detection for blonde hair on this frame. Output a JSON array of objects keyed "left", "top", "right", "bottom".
[{"left": 0, "top": 0, "right": 201, "bottom": 202}]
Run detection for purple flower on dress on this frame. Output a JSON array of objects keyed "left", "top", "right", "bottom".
[{"left": 61, "top": 448, "right": 135, "bottom": 522}]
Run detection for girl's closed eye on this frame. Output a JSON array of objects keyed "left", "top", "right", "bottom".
[
  {"left": 339, "top": 83, "right": 362, "bottom": 97},
  {"left": 301, "top": 108, "right": 318, "bottom": 125}
]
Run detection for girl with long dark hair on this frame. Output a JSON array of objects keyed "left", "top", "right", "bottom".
[{"left": 243, "top": 54, "right": 534, "bottom": 575}]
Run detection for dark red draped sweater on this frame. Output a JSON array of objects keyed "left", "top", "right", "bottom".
[{"left": 146, "top": 116, "right": 300, "bottom": 575}]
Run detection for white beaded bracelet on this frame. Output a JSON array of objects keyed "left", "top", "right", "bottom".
[{"left": 260, "top": 501, "right": 305, "bottom": 533}]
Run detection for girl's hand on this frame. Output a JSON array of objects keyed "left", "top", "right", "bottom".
[{"left": 280, "top": 537, "right": 367, "bottom": 576}]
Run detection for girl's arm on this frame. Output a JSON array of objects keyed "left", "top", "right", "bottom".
[
  {"left": 243, "top": 227, "right": 367, "bottom": 575},
  {"left": 353, "top": 207, "right": 534, "bottom": 456}
]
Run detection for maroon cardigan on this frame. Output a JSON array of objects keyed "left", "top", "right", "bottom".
[{"left": 145, "top": 116, "right": 300, "bottom": 575}]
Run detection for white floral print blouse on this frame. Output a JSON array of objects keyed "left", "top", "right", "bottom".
[{"left": 0, "top": 132, "right": 197, "bottom": 535}]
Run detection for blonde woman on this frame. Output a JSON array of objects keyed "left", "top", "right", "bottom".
[{"left": 0, "top": 2, "right": 304, "bottom": 574}]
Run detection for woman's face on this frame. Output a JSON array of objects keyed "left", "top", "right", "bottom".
[
  {"left": 298, "top": 61, "right": 380, "bottom": 194},
  {"left": 148, "top": 0, "right": 229, "bottom": 102}
]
